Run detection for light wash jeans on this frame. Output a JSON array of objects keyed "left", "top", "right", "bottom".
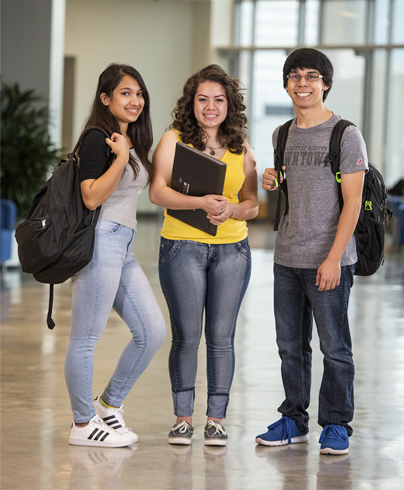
[
  {"left": 273, "top": 263, "right": 355, "bottom": 435},
  {"left": 158, "top": 237, "right": 251, "bottom": 419},
  {"left": 65, "top": 218, "right": 166, "bottom": 423}
]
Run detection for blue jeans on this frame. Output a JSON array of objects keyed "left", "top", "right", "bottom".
[
  {"left": 65, "top": 219, "right": 166, "bottom": 423},
  {"left": 159, "top": 237, "right": 251, "bottom": 419},
  {"left": 274, "top": 263, "right": 355, "bottom": 436}
]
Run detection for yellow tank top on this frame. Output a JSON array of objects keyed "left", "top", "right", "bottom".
[{"left": 160, "top": 131, "right": 248, "bottom": 244}]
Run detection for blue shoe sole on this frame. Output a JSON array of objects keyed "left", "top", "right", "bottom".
[
  {"left": 255, "top": 433, "right": 309, "bottom": 446},
  {"left": 320, "top": 445, "right": 348, "bottom": 455}
]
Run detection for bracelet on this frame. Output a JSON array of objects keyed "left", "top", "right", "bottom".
[{"left": 229, "top": 203, "right": 236, "bottom": 220}]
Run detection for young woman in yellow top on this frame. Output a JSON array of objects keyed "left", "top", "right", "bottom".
[{"left": 150, "top": 65, "right": 258, "bottom": 446}]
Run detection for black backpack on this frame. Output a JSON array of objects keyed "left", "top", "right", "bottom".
[
  {"left": 273, "top": 118, "right": 392, "bottom": 276},
  {"left": 15, "top": 127, "right": 111, "bottom": 329}
]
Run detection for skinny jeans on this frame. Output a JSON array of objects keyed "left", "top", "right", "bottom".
[
  {"left": 274, "top": 263, "right": 355, "bottom": 435},
  {"left": 158, "top": 237, "right": 251, "bottom": 419},
  {"left": 65, "top": 218, "right": 166, "bottom": 423}
]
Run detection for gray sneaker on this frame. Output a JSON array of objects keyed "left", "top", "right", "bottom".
[
  {"left": 204, "top": 420, "right": 228, "bottom": 446},
  {"left": 168, "top": 421, "right": 194, "bottom": 445}
]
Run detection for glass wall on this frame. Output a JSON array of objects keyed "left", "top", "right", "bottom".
[
  {"left": 227, "top": 0, "right": 404, "bottom": 191},
  {"left": 254, "top": 1, "right": 299, "bottom": 46},
  {"left": 322, "top": 0, "right": 367, "bottom": 45}
]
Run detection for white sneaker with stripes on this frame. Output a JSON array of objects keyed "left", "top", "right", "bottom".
[
  {"left": 94, "top": 396, "right": 138, "bottom": 444},
  {"left": 69, "top": 415, "right": 134, "bottom": 447}
]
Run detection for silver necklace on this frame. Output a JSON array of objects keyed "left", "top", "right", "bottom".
[{"left": 208, "top": 145, "right": 225, "bottom": 156}]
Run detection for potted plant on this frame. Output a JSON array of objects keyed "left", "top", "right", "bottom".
[{"left": 1, "top": 81, "right": 61, "bottom": 222}]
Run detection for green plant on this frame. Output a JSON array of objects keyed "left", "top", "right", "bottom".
[{"left": 1, "top": 81, "right": 61, "bottom": 221}]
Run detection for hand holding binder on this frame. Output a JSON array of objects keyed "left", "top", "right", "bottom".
[{"left": 167, "top": 142, "right": 227, "bottom": 236}]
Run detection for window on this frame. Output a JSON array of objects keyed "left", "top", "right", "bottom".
[
  {"left": 254, "top": 1, "right": 299, "bottom": 46},
  {"left": 230, "top": 0, "right": 404, "bottom": 189},
  {"left": 322, "top": 0, "right": 367, "bottom": 45}
]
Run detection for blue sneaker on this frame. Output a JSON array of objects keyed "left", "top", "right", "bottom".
[
  {"left": 319, "top": 425, "right": 349, "bottom": 455},
  {"left": 255, "top": 416, "right": 309, "bottom": 446}
]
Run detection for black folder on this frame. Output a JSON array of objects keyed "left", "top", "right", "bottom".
[{"left": 167, "top": 142, "right": 227, "bottom": 236}]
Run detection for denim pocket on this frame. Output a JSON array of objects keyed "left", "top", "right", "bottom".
[
  {"left": 159, "top": 238, "right": 181, "bottom": 264},
  {"left": 236, "top": 237, "right": 251, "bottom": 260},
  {"left": 97, "top": 218, "right": 121, "bottom": 236}
]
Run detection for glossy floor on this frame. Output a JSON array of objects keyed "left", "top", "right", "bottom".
[{"left": 1, "top": 218, "right": 404, "bottom": 490}]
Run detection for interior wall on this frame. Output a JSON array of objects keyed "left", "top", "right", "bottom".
[
  {"left": 1, "top": 0, "right": 65, "bottom": 148},
  {"left": 1, "top": 0, "right": 52, "bottom": 96},
  {"left": 64, "top": 0, "right": 213, "bottom": 146},
  {"left": 210, "top": 0, "right": 234, "bottom": 69},
  {"left": 190, "top": 1, "right": 212, "bottom": 74},
  {"left": 64, "top": 0, "right": 217, "bottom": 211}
]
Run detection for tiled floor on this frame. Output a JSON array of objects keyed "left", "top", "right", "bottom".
[{"left": 1, "top": 218, "right": 404, "bottom": 490}]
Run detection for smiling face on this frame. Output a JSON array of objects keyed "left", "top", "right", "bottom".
[
  {"left": 193, "top": 81, "right": 228, "bottom": 132},
  {"left": 100, "top": 74, "right": 144, "bottom": 133},
  {"left": 286, "top": 68, "right": 329, "bottom": 111}
]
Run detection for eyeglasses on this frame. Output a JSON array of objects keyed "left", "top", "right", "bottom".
[{"left": 287, "top": 73, "right": 324, "bottom": 82}]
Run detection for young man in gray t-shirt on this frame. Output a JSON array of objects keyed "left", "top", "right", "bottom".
[{"left": 255, "top": 48, "right": 368, "bottom": 455}]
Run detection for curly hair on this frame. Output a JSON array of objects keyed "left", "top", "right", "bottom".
[{"left": 171, "top": 65, "right": 247, "bottom": 155}]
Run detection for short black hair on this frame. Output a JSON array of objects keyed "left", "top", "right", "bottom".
[{"left": 283, "top": 48, "right": 334, "bottom": 101}]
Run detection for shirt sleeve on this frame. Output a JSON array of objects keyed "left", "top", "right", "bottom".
[
  {"left": 339, "top": 125, "right": 369, "bottom": 175},
  {"left": 78, "top": 130, "right": 110, "bottom": 183}
]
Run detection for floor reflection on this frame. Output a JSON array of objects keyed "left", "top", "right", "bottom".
[{"left": 1, "top": 218, "right": 404, "bottom": 490}]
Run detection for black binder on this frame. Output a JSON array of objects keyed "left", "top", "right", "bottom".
[{"left": 167, "top": 142, "right": 227, "bottom": 236}]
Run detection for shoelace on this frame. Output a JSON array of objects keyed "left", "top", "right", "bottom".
[
  {"left": 105, "top": 405, "right": 137, "bottom": 435},
  {"left": 207, "top": 421, "right": 227, "bottom": 436},
  {"left": 113, "top": 406, "right": 126, "bottom": 427},
  {"left": 319, "top": 425, "right": 348, "bottom": 443},
  {"left": 174, "top": 421, "right": 191, "bottom": 433},
  {"left": 266, "top": 417, "right": 295, "bottom": 444}
]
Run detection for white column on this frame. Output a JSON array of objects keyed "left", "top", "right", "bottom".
[{"left": 49, "top": 0, "right": 66, "bottom": 148}]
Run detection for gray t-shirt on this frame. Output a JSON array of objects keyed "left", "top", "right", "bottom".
[
  {"left": 100, "top": 148, "right": 148, "bottom": 231},
  {"left": 273, "top": 114, "right": 368, "bottom": 269}
]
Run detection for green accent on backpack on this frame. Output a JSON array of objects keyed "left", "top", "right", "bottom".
[{"left": 365, "top": 200, "right": 372, "bottom": 211}]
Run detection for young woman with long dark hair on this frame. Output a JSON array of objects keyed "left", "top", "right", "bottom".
[{"left": 65, "top": 64, "right": 166, "bottom": 448}]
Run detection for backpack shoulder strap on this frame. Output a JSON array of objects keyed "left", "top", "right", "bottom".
[
  {"left": 328, "top": 119, "right": 356, "bottom": 211},
  {"left": 273, "top": 119, "right": 293, "bottom": 231},
  {"left": 274, "top": 119, "right": 293, "bottom": 173},
  {"left": 328, "top": 119, "right": 356, "bottom": 174},
  {"left": 70, "top": 127, "right": 111, "bottom": 160}
]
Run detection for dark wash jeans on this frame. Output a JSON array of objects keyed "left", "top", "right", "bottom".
[
  {"left": 159, "top": 237, "right": 252, "bottom": 419},
  {"left": 274, "top": 263, "right": 355, "bottom": 436}
]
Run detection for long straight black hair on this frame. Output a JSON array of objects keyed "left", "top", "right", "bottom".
[{"left": 84, "top": 63, "right": 153, "bottom": 181}]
